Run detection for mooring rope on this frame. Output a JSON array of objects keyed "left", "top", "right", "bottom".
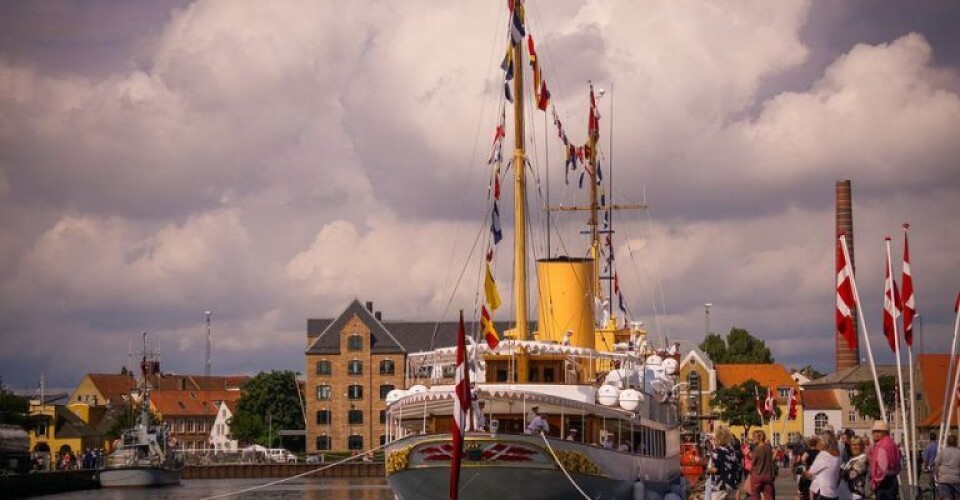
[
  {"left": 200, "top": 442, "right": 391, "bottom": 500},
  {"left": 539, "top": 432, "right": 592, "bottom": 500}
]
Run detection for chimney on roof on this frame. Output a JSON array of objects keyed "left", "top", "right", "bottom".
[
  {"left": 365, "top": 301, "right": 374, "bottom": 312},
  {"left": 375, "top": 311, "right": 382, "bottom": 321},
  {"left": 835, "top": 180, "right": 860, "bottom": 372}
]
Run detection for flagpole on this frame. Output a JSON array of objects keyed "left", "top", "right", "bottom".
[
  {"left": 947, "top": 295, "right": 960, "bottom": 450},
  {"left": 841, "top": 235, "right": 887, "bottom": 420},
  {"left": 886, "top": 238, "right": 914, "bottom": 491},
  {"left": 940, "top": 313, "right": 959, "bottom": 448},
  {"left": 907, "top": 342, "right": 918, "bottom": 484}
]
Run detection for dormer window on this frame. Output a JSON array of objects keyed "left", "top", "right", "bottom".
[{"left": 348, "top": 334, "right": 363, "bottom": 351}]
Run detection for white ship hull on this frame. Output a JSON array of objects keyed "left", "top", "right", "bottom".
[
  {"left": 385, "top": 433, "right": 682, "bottom": 500},
  {"left": 98, "top": 466, "right": 182, "bottom": 488}
]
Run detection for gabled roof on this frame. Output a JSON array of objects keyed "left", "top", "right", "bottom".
[
  {"left": 151, "top": 390, "right": 243, "bottom": 418},
  {"left": 55, "top": 406, "right": 101, "bottom": 439},
  {"left": 802, "top": 364, "right": 898, "bottom": 389},
  {"left": 383, "top": 320, "right": 520, "bottom": 353},
  {"left": 918, "top": 354, "right": 959, "bottom": 427},
  {"left": 715, "top": 364, "right": 800, "bottom": 402},
  {"left": 801, "top": 389, "right": 841, "bottom": 410},
  {"left": 86, "top": 373, "right": 137, "bottom": 404},
  {"left": 306, "top": 299, "right": 407, "bottom": 355}
]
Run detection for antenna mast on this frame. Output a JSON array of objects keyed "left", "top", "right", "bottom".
[{"left": 205, "top": 311, "right": 212, "bottom": 377}]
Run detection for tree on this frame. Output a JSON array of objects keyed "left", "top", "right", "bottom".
[
  {"left": 792, "top": 365, "right": 825, "bottom": 381},
  {"left": 229, "top": 371, "right": 304, "bottom": 448},
  {"left": 711, "top": 379, "right": 780, "bottom": 433},
  {"left": 699, "top": 327, "right": 774, "bottom": 364},
  {"left": 105, "top": 403, "right": 161, "bottom": 441},
  {"left": 849, "top": 375, "right": 897, "bottom": 421},
  {"left": 0, "top": 377, "right": 29, "bottom": 427}
]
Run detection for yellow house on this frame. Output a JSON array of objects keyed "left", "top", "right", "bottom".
[
  {"left": 29, "top": 401, "right": 109, "bottom": 458},
  {"left": 679, "top": 348, "right": 717, "bottom": 437},
  {"left": 714, "top": 363, "right": 804, "bottom": 447}
]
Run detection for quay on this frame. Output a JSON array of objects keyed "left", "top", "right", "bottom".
[
  {"left": 0, "top": 469, "right": 98, "bottom": 498},
  {"left": 183, "top": 462, "right": 384, "bottom": 480}
]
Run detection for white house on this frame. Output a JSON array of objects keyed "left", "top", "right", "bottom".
[
  {"left": 210, "top": 400, "right": 239, "bottom": 452},
  {"left": 801, "top": 389, "right": 842, "bottom": 438}
]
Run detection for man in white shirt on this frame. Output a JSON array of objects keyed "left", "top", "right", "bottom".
[{"left": 526, "top": 406, "right": 549, "bottom": 434}]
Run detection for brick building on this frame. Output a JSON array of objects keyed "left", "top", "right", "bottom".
[{"left": 304, "top": 300, "right": 510, "bottom": 453}]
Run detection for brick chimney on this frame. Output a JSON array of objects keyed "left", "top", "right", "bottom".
[{"left": 836, "top": 180, "right": 860, "bottom": 371}]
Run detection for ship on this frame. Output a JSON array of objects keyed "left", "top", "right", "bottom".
[
  {"left": 382, "top": 1, "right": 684, "bottom": 498},
  {"left": 98, "top": 333, "right": 183, "bottom": 488}
]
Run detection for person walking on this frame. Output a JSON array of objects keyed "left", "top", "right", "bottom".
[
  {"left": 935, "top": 434, "right": 960, "bottom": 499},
  {"left": 923, "top": 432, "right": 938, "bottom": 473},
  {"left": 707, "top": 426, "right": 743, "bottom": 500},
  {"left": 750, "top": 430, "right": 776, "bottom": 500},
  {"left": 869, "top": 421, "right": 902, "bottom": 500},
  {"left": 807, "top": 432, "right": 841, "bottom": 500},
  {"left": 841, "top": 436, "right": 868, "bottom": 500}
]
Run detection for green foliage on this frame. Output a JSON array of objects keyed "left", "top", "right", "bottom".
[
  {"left": 229, "top": 371, "right": 304, "bottom": 447},
  {"left": 699, "top": 327, "right": 774, "bottom": 364},
  {"left": 711, "top": 379, "right": 780, "bottom": 431},
  {"left": 849, "top": 375, "right": 897, "bottom": 421},
  {"left": 106, "top": 403, "right": 161, "bottom": 440},
  {"left": 0, "top": 377, "right": 29, "bottom": 427},
  {"left": 793, "top": 365, "right": 825, "bottom": 381}
]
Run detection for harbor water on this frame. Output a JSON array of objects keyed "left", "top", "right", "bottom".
[{"left": 54, "top": 477, "right": 394, "bottom": 499}]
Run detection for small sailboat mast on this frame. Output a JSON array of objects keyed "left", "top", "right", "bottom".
[{"left": 511, "top": 0, "right": 529, "bottom": 340}]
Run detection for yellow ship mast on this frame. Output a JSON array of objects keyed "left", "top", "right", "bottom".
[{"left": 511, "top": 0, "right": 529, "bottom": 340}]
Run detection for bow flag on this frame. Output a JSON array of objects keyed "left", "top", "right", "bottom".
[
  {"left": 449, "top": 311, "right": 471, "bottom": 500},
  {"left": 902, "top": 224, "right": 916, "bottom": 346},
  {"left": 883, "top": 237, "right": 902, "bottom": 352},
  {"left": 764, "top": 388, "right": 775, "bottom": 417},
  {"left": 836, "top": 234, "right": 858, "bottom": 350},
  {"left": 788, "top": 387, "right": 799, "bottom": 420},
  {"left": 491, "top": 203, "right": 502, "bottom": 244}
]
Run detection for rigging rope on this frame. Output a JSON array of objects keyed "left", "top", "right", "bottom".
[
  {"left": 200, "top": 442, "right": 391, "bottom": 500},
  {"left": 538, "top": 432, "right": 592, "bottom": 500}
]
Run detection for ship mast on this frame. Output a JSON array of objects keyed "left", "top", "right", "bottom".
[{"left": 511, "top": 0, "right": 529, "bottom": 340}]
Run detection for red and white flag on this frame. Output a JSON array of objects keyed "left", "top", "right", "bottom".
[
  {"left": 764, "top": 387, "right": 775, "bottom": 417},
  {"left": 883, "top": 238, "right": 902, "bottom": 352},
  {"left": 901, "top": 224, "right": 916, "bottom": 347},
  {"left": 449, "top": 311, "right": 471, "bottom": 500},
  {"left": 754, "top": 386, "right": 765, "bottom": 420},
  {"left": 836, "top": 234, "right": 858, "bottom": 350},
  {"left": 787, "top": 387, "right": 799, "bottom": 420}
]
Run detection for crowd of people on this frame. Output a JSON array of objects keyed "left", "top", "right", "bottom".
[
  {"left": 31, "top": 448, "right": 105, "bottom": 471},
  {"left": 703, "top": 420, "right": 960, "bottom": 500}
]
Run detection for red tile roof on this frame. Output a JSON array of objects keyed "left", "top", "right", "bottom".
[
  {"left": 87, "top": 373, "right": 137, "bottom": 404},
  {"left": 150, "top": 390, "right": 243, "bottom": 418},
  {"left": 801, "top": 389, "right": 841, "bottom": 410},
  {"left": 715, "top": 364, "right": 800, "bottom": 402}
]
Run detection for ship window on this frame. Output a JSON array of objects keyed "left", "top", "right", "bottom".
[
  {"left": 348, "top": 335, "right": 363, "bottom": 351},
  {"left": 544, "top": 367, "right": 555, "bottom": 383},
  {"left": 380, "top": 384, "right": 395, "bottom": 399},
  {"left": 348, "top": 360, "right": 363, "bottom": 375},
  {"left": 496, "top": 369, "right": 508, "bottom": 382},
  {"left": 348, "top": 435, "right": 363, "bottom": 450},
  {"left": 380, "top": 360, "right": 395, "bottom": 375},
  {"left": 317, "top": 385, "right": 332, "bottom": 400},
  {"left": 316, "top": 436, "right": 331, "bottom": 451},
  {"left": 443, "top": 365, "right": 455, "bottom": 378},
  {"left": 348, "top": 409, "right": 363, "bottom": 424},
  {"left": 316, "top": 360, "right": 332, "bottom": 376},
  {"left": 348, "top": 385, "right": 363, "bottom": 400},
  {"left": 316, "top": 410, "right": 330, "bottom": 425}
]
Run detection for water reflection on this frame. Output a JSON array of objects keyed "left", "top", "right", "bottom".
[{"left": 55, "top": 477, "right": 394, "bottom": 499}]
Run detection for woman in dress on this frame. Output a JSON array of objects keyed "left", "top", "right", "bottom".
[
  {"left": 706, "top": 426, "right": 743, "bottom": 500},
  {"left": 841, "top": 436, "right": 868, "bottom": 500}
]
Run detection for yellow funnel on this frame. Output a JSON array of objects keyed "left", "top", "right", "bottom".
[{"left": 536, "top": 257, "right": 595, "bottom": 349}]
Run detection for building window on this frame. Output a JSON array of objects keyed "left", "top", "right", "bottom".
[
  {"left": 380, "top": 360, "right": 395, "bottom": 375},
  {"left": 380, "top": 384, "right": 395, "bottom": 399},
  {"left": 687, "top": 372, "right": 701, "bottom": 392},
  {"left": 348, "top": 409, "right": 363, "bottom": 424},
  {"left": 348, "top": 385, "right": 363, "bottom": 400},
  {"left": 773, "top": 432, "right": 781, "bottom": 447},
  {"left": 348, "top": 334, "right": 363, "bottom": 351},
  {"left": 187, "top": 420, "right": 196, "bottom": 432},
  {"left": 380, "top": 410, "right": 387, "bottom": 424},
  {"left": 848, "top": 409, "right": 857, "bottom": 422},
  {"left": 316, "top": 360, "right": 332, "bottom": 375},
  {"left": 380, "top": 435, "right": 386, "bottom": 446},
  {"left": 316, "top": 410, "right": 330, "bottom": 425},
  {"left": 316, "top": 436, "right": 331, "bottom": 450},
  {"left": 35, "top": 422, "right": 47, "bottom": 437},
  {"left": 348, "top": 435, "right": 363, "bottom": 450},
  {"left": 778, "top": 387, "right": 790, "bottom": 399},
  {"left": 814, "top": 412, "right": 829, "bottom": 435},
  {"left": 348, "top": 360, "right": 363, "bottom": 375},
  {"left": 317, "top": 385, "right": 331, "bottom": 400},
  {"left": 176, "top": 419, "right": 184, "bottom": 433}
]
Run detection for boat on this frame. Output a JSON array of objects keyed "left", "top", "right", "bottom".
[
  {"left": 98, "top": 333, "right": 183, "bottom": 488},
  {"left": 383, "top": 2, "right": 684, "bottom": 498}
]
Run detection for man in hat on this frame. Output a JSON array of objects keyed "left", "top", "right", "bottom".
[
  {"left": 565, "top": 428, "right": 579, "bottom": 441},
  {"left": 869, "top": 420, "right": 901, "bottom": 500},
  {"left": 526, "top": 406, "right": 549, "bottom": 435}
]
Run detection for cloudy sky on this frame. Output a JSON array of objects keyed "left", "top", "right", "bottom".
[{"left": 1, "top": 0, "right": 958, "bottom": 392}]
